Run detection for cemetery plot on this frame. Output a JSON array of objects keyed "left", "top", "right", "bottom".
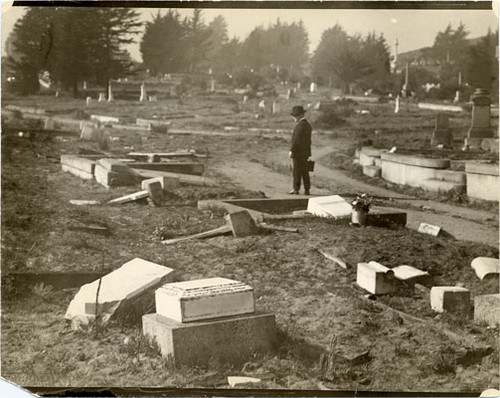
[{"left": 1, "top": 93, "right": 498, "bottom": 393}]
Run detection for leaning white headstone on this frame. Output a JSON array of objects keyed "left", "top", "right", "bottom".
[
  {"left": 155, "top": 277, "right": 255, "bottom": 322},
  {"left": 394, "top": 96, "right": 400, "bottom": 113},
  {"left": 418, "top": 222, "right": 441, "bottom": 237},
  {"left": 98, "top": 92, "right": 106, "bottom": 102},
  {"left": 242, "top": 95, "right": 248, "bottom": 104},
  {"left": 65, "top": 258, "right": 173, "bottom": 329},
  {"left": 272, "top": 100, "right": 280, "bottom": 115},
  {"left": 307, "top": 195, "right": 352, "bottom": 218},
  {"left": 86, "top": 97, "right": 92, "bottom": 106},
  {"left": 310, "top": 82, "right": 317, "bottom": 93}
]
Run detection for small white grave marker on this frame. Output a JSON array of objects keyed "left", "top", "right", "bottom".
[
  {"left": 418, "top": 222, "right": 441, "bottom": 237},
  {"left": 307, "top": 195, "right": 352, "bottom": 218}
]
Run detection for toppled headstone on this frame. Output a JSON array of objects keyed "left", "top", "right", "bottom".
[
  {"left": 430, "top": 286, "right": 470, "bottom": 315},
  {"left": 356, "top": 261, "right": 399, "bottom": 295},
  {"left": 70, "top": 200, "right": 100, "bottom": 206},
  {"left": 471, "top": 257, "right": 499, "bottom": 280},
  {"left": 147, "top": 181, "right": 164, "bottom": 206},
  {"left": 391, "top": 265, "right": 431, "bottom": 285},
  {"left": 65, "top": 258, "right": 173, "bottom": 329},
  {"left": 474, "top": 294, "right": 500, "bottom": 328},
  {"left": 155, "top": 278, "right": 255, "bottom": 322},
  {"left": 225, "top": 211, "right": 260, "bottom": 237},
  {"left": 141, "top": 176, "right": 179, "bottom": 192},
  {"left": 418, "top": 222, "right": 441, "bottom": 237},
  {"left": 307, "top": 195, "right": 352, "bottom": 218},
  {"left": 90, "top": 114, "right": 119, "bottom": 124},
  {"left": 318, "top": 247, "right": 348, "bottom": 269}
]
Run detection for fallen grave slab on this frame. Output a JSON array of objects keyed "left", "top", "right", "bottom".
[
  {"left": 155, "top": 277, "right": 255, "bottom": 322},
  {"left": 391, "top": 265, "right": 431, "bottom": 285},
  {"left": 430, "top": 286, "right": 470, "bottom": 315},
  {"left": 90, "top": 114, "right": 120, "bottom": 124},
  {"left": 98, "top": 158, "right": 140, "bottom": 175},
  {"left": 317, "top": 248, "right": 348, "bottom": 269},
  {"left": 258, "top": 222, "right": 299, "bottom": 233},
  {"left": 111, "top": 124, "right": 150, "bottom": 132},
  {"left": 134, "top": 169, "right": 218, "bottom": 187},
  {"left": 356, "top": 261, "right": 399, "bottom": 295},
  {"left": 471, "top": 257, "right": 500, "bottom": 280},
  {"left": 142, "top": 312, "right": 276, "bottom": 366},
  {"left": 65, "top": 258, "right": 173, "bottom": 329},
  {"left": 474, "top": 294, "right": 500, "bottom": 328},
  {"left": 418, "top": 222, "right": 441, "bottom": 236},
  {"left": 307, "top": 195, "right": 352, "bottom": 218},
  {"left": 162, "top": 225, "right": 232, "bottom": 245},
  {"left": 108, "top": 190, "right": 149, "bottom": 205},
  {"left": 128, "top": 162, "right": 205, "bottom": 176},
  {"left": 70, "top": 200, "right": 100, "bottom": 206}
]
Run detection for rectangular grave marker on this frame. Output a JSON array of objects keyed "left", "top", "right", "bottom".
[
  {"left": 307, "top": 195, "right": 352, "bottom": 218},
  {"left": 418, "top": 222, "right": 441, "bottom": 237}
]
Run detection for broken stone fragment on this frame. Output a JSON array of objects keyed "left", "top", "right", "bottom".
[{"left": 471, "top": 257, "right": 499, "bottom": 280}]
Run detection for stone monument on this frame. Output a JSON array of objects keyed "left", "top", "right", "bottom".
[
  {"left": 465, "top": 88, "right": 494, "bottom": 149},
  {"left": 143, "top": 277, "right": 276, "bottom": 366},
  {"left": 140, "top": 83, "right": 147, "bottom": 102},
  {"left": 107, "top": 83, "right": 114, "bottom": 102},
  {"left": 431, "top": 113, "right": 453, "bottom": 146},
  {"left": 98, "top": 93, "right": 106, "bottom": 102}
]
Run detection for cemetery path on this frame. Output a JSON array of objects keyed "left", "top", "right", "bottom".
[{"left": 215, "top": 146, "right": 499, "bottom": 249}]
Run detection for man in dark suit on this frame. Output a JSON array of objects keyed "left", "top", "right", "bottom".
[{"left": 289, "top": 105, "right": 312, "bottom": 195}]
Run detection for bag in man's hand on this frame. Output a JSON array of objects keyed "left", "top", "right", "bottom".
[{"left": 306, "top": 160, "right": 315, "bottom": 172}]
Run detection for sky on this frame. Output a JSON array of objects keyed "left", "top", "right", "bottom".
[{"left": 1, "top": 2, "right": 499, "bottom": 61}]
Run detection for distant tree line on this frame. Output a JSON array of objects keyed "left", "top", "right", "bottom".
[{"left": 5, "top": 8, "right": 498, "bottom": 100}]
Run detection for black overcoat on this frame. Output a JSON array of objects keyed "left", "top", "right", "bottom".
[{"left": 290, "top": 119, "right": 311, "bottom": 158}]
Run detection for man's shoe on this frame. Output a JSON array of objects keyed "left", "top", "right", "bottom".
[
  {"left": 304, "top": 190, "right": 310, "bottom": 195},
  {"left": 288, "top": 190, "right": 299, "bottom": 195}
]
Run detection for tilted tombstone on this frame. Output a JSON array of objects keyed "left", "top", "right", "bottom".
[
  {"left": 140, "top": 83, "right": 147, "bottom": 102},
  {"left": 98, "top": 92, "right": 106, "bottom": 102}
]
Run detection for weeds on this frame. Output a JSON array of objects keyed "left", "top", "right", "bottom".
[
  {"left": 120, "top": 327, "right": 162, "bottom": 362},
  {"left": 31, "top": 282, "right": 54, "bottom": 299}
]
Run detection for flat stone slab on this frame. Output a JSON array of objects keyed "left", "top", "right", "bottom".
[
  {"left": 62, "top": 164, "right": 94, "bottom": 180},
  {"left": 356, "top": 261, "right": 399, "bottom": 295},
  {"left": 65, "top": 258, "right": 173, "bottom": 328},
  {"left": 430, "top": 286, "right": 470, "bottom": 315},
  {"left": 381, "top": 152, "right": 450, "bottom": 169},
  {"left": 307, "top": 195, "right": 352, "bottom": 218},
  {"left": 360, "top": 146, "right": 383, "bottom": 157},
  {"left": 90, "top": 114, "right": 119, "bottom": 124},
  {"left": 155, "top": 277, "right": 255, "bottom": 322},
  {"left": 474, "top": 294, "right": 500, "bottom": 328},
  {"left": 465, "top": 162, "right": 499, "bottom": 176},
  {"left": 134, "top": 169, "right": 218, "bottom": 187},
  {"left": 108, "top": 190, "right": 149, "bottom": 205},
  {"left": 142, "top": 312, "right": 276, "bottom": 366},
  {"left": 392, "top": 265, "right": 431, "bottom": 285},
  {"left": 471, "top": 257, "right": 500, "bottom": 280}
]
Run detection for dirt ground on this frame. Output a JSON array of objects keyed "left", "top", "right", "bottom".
[{"left": 1, "top": 92, "right": 499, "bottom": 395}]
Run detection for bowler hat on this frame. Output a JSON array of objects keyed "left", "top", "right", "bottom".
[{"left": 290, "top": 105, "right": 306, "bottom": 117}]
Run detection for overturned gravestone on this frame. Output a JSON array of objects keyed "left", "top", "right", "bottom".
[
  {"left": 471, "top": 257, "right": 499, "bottom": 280},
  {"left": 141, "top": 176, "right": 179, "bottom": 192},
  {"left": 474, "top": 294, "right": 500, "bottom": 328},
  {"left": 430, "top": 286, "right": 470, "bottom": 315},
  {"left": 147, "top": 181, "right": 164, "bottom": 206},
  {"left": 65, "top": 258, "right": 173, "bottom": 330},
  {"left": 143, "top": 278, "right": 276, "bottom": 366},
  {"left": 225, "top": 210, "right": 260, "bottom": 237},
  {"left": 356, "top": 261, "right": 399, "bottom": 295},
  {"left": 155, "top": 278, "right": 255, "bottom": 322},
  {"left": 307, "top": 195, "right": 352, "bottom": 218},
  {"left": 391, "top": 265, "right": 431, "bottom": 286}
]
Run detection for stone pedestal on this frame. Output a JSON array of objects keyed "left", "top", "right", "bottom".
[
  {"left": 142, "top": 312, "right": 276, "bottom": 366},
  {"left": 356, "top": 261, "right": 399, "bottom": 295},
  {"left": 430, "top": 286, "right": 470, "bottom": 315},
  {"left": 466, "top": 89, "right": 494, "bottom": 148}
]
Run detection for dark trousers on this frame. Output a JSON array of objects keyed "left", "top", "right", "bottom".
[{"left": 292, "top": 157, "right": 310, "bottom": 192}]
